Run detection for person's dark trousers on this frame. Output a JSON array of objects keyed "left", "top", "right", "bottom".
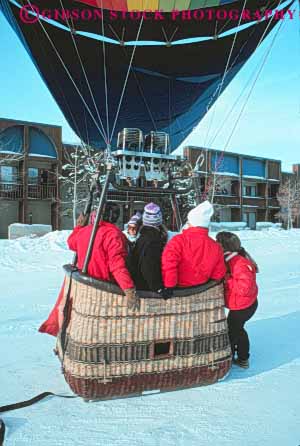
[{"left": 227, "top": 300, "right": 258, "bottom": 361}]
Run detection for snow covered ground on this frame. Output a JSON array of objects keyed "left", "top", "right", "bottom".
[{"left": 1, "top": 229, "right": 300, "bottom": 446}]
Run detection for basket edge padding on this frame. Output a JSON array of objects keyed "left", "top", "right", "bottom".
[
  {"left": 64, "top": 358, "right": 232, "bottom": 400},
  {"left": 63, "top": 264, "right": 223, "bottom": 298}
]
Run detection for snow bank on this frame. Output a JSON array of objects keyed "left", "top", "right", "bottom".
[
  {"left": 210, "top": 221, "right": 247, "bottom": 231},
  {"left": 8, "top": 223, "right": 52, "bottom": 239},
  {"left": 210, "top": 222, "right": 282, "bottom": 232},
  {"left": 167, "top": 230, "right": 178, "bottom": 240},
  {"left": 0, "top": 230, "right": 71, "bottom": 272},
  {"left": 14, "top": 230, "right": 70, "bottom": 253},
  {"left": 256, "top": 222, "right": 282, "bottom": 230},
  {"left": 0, "top": 229, "right": 300, "bottom": 445}
]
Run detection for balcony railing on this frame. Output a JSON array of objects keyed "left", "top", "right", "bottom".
[
  {"left": 28, "top": 184, "right": 57, "bottom": 200},
  {"left": 0, "top": 182, "right": 57, "bottom": 200},
  {"left": 268, "top": 197, "right": 280, "bottom": 208},
  {"left": 214, "top": 194, "right": 240, "bottom": 206},
  {"left": 0, "top": 182, "right": 23, "bottom": 200},
  {"left": 243, "top": 197, "right": 266, "bottom": 207}
]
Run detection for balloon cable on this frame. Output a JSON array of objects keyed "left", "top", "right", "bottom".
[
  {"left": 208, "top": 0, "right": 283, "bottom": 147},
  {"left": 209, "top": 11, "right": 287, "bottom": 204},
  {"left": 24, "top": 0, "right": 108, "bottom": 144},
  {"left": 109, "top": 11, "right": 146, "bottom": 142},
  {"left": 204, "top": 0, "right": 248, "bottom": 148},
  {"left": 58, "top": 0, "right": 108, "bottom": 144},
  {"left": 100, "top": 0, "right": 110, "bottom": 145}
]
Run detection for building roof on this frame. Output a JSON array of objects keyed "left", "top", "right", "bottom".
[
  {"left": 184, "top": 145, "right": 282, "bottom": 164},
  {"left": 0, "top": 117, "right": 61, "bottom": 129}
]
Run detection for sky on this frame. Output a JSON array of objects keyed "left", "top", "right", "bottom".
[{"left": 0, "top": 4, "right": 299, "bottom": 171}]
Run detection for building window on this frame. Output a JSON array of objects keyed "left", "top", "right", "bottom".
[
  {"left": 0, "top": 165, "right": 18, "bottom": 183},
  {"left": 211, "top": 153, "right": 239, "bottom": 175},
  {"left": 243, "top": 212, "right": 256, "bottom": 229},
  {"left": 268, "top": 184, "right": 279, "bottom": 197},
  {"left": 28, "top": 168, "right": 39, "bottom": 185},
  {"left": 242, "top": 158, "right": 265, "bottom": 178},
  {"left": 40, "top": 169, "right": 48, "bottom": 184},
  {"left": 243, "top": 185, "right": 256, "bottom": 197}
]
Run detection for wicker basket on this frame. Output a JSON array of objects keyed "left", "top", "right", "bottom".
[{"left": 57, "top": 266, "right": 232, "bottom": 400}]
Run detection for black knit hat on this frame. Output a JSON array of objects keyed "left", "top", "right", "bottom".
[{"left": 103, "top": 203, "right": 120, "bottom": 224}]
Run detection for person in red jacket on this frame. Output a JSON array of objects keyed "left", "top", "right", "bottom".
[
  {"left": 216, "top": 231, "right": 258, "bottom": 369},
  {"left": 162, "top": 201, "right": 226, "bottom": 291},
  {"left": 39, "top": 204, "right": 138, "bottom": 337},
  {"left": 67, "top": 205, "right": 135, "bottom": 294}
]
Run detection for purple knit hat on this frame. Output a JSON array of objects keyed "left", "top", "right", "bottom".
[
  {"left": 128, "top": 212, "right": 142, "bottom": 226},
  {"left": 142, "top": 203, "right": 162, "bottom": 228}
]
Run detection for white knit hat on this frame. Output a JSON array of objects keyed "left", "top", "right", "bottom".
[{"left": 187, "top": 201, "right": 214, "bottom": 228}]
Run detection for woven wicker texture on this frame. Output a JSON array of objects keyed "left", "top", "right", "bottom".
[
  {"left": 65, "top": 360, "right": 232, "bottom": 400},
  {"left": 57, "top": 276, "right": 231, "bottom": 399}
]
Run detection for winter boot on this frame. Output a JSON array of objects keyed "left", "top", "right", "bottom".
[
  {"left": 0, "top": 418, "right": 5, "bottom": 446},
  {"left": 233, "top": 358, "right": 249, "bottom": 369}
]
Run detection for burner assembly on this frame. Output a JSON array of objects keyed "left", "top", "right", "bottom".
[{"left": 114, "top": 128, "right": 179, "bottom": 184}]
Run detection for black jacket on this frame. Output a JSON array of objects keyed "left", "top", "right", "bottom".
[{"left": 127, "top": 226, "right": 166, "bottom": 291}]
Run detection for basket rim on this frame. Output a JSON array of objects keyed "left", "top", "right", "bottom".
[{"left": 63, "top": 264, "right": 223, "bottom": 298}]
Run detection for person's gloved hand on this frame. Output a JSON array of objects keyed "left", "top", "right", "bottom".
[
  {"left": 124, "top": 288, "right": 140, "bottom": 311},
  {"left": 76, "top": 213, "right": 89, "bottom": 227},
  {"left": 158, "top": 288, "right": 174, "bottom": 300}
]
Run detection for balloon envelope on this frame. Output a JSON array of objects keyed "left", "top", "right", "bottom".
[{"left": 0, "top": 0, "right": 291, "bottom": 150}]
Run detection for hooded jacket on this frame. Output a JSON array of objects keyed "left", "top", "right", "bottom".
[
  {"left": 127, "top": 226, "right": 165, "bottom": 291},
  {"left": 162, "top": 227, "right": 226, "bottom": 288},
  {"left": 224, "top": 252, "right": 258, "bottom": 310}
]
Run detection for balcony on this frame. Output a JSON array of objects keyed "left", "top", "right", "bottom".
[
  {"left": 0, "top": 182, "right": 23, "bottom": 200},
  {"left": 243, "top": 196, "right": 266, "bottom": 207},
  {"left": 28, "top": 184, "right": 57, "bottom": 200},
  {"left": 0, "top": 182, "right": 57, "bottom": 200},
  {"left": 268, "top": 197, "right": 280, "bottom": 208},
  {"left": 214, "top": 194, "right": 240, "bottom": 206}
]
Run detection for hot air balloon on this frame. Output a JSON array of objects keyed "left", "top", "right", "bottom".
[{"left": 0, "top": 0, "right": 293, "bottom": 401}]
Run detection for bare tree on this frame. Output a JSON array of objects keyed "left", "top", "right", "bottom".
[
  {"left": 60, "top": 143, "right": 104, "bottom": 226},
  {"left": 0, "top": 130, "right": 25, "bottom": 167},
  {"left": 0, "top": 152, "right": 24, "bottom": 165},
  {"left": 0, "top": 152, "right": 24, "bottom": 204},
  {"left": 276, "top": 178, "right": 300, "bottom": 230}
]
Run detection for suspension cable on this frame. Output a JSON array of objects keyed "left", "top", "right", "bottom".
[
  {"left": 24, "top": 0, "right": 108, "bottom": 145},
  {"left": 109, "top": 11, "right": 146, "bottom": 142},
  {"left": 209, "top": 12, "right": 286, "bottom": 204},
  {"left": 25, "top": 1, "right": 89, "bottom": 147},
  {"left": 205, "top": 0, "right": 274, "bottom": 143},
  {"left": 223, "top": 17, "right": 287, "bottom": 153},
  {"left": 107, "top": 20, "right": 158, "bottom": 131},
  {"left": 206, "top": 0, "right": 285, "bottom": 201},
  {"left": 208, "top": 0, "right": 282, "bottom": 147},
  {"left": 204, "top": 0, "right": 248, "bottom": 147},
  {"left": 100, "top": 0, "right": 110, "bottom": 144},
  {"left": 58, "top": 0, "right": 108, "bottom": 143}
]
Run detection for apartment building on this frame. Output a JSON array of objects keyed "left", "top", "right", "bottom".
[
  {"left": 1, "top": 117, "right": 298, "bottom": 237},
  {"left": 281, "top": 164, "right": 300, "bottom": 228},
  {"left": 184, "top": 146, "right": 283, "bottom": 229},
  {"left": 0, "top": 118, "right": 61, "bottom": 238}
]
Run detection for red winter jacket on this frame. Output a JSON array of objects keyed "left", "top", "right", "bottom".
[
  {"left": 39, "top": 279, "right": 65, "bottom": 337},
  {"left": 224, "top": 253, "right": 258, "bottom": 310},
  {"left": 39, "top": 221, "right": 134, "bottom": 337},
  {"left": 162, "top": 227, "right": 226, "bottom": 288},
  {"left": 67, "top": 221, "right": 134, "bottom": 290}
]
